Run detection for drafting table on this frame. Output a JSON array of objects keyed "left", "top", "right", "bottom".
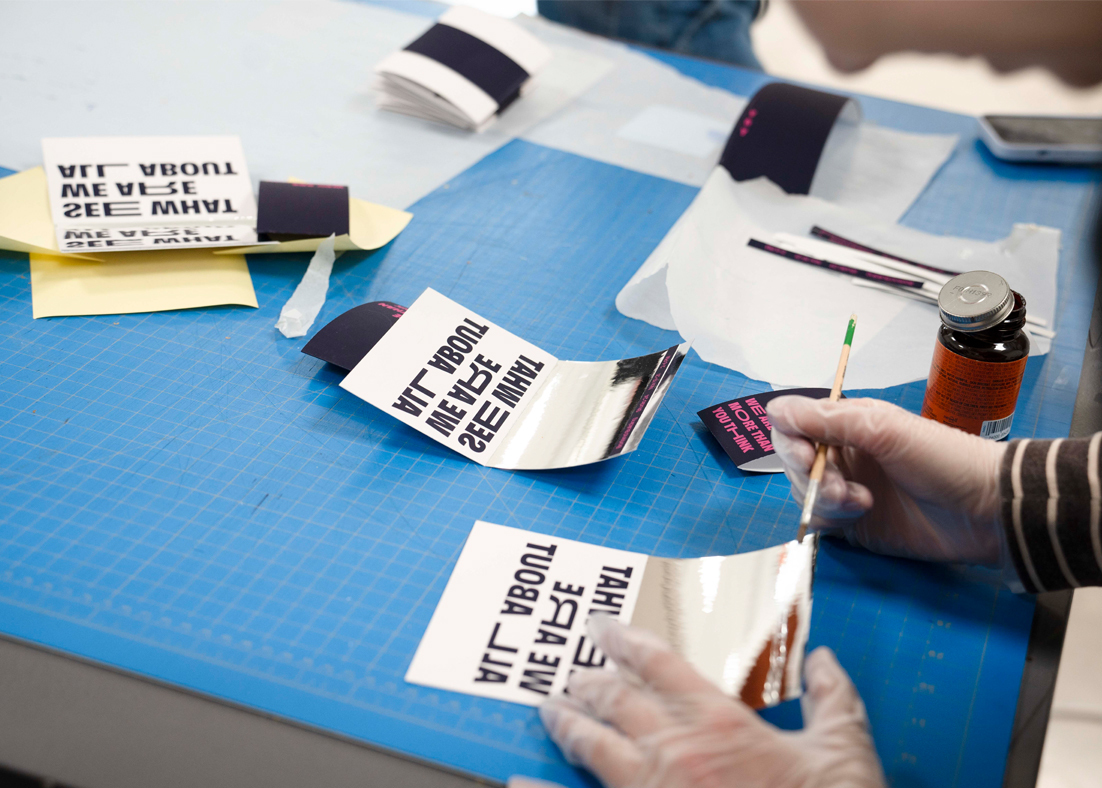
[{"left": 1, "top": 3, "right": 1100, "bottom": 787}]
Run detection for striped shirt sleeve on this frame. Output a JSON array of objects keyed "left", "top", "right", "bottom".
[{"left": 1000, "top": 433, "right": 1102, "bottom": 593}]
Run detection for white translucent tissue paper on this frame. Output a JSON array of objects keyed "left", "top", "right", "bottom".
[{"left": 619, "top": 172, "right": 1058, "bottom": 390}]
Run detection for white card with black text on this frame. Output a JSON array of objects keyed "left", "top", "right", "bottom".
[
  {"left": 42, "top": 136, "right": 261, "bottom": 253},
  {"left": 405, "top": 521, "right": 646, "bottom": 705},
  {"left": 339, "top": 288, "right": 688, "bottom": 470}
]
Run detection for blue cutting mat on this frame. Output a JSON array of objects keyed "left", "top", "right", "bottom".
[{"left": 2, "top": 82, "right": 1100, "bottom": 787}]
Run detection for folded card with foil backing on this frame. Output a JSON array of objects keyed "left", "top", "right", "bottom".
[
  {"left": 375, "top": 6, "right": 552, "bottom": 132},
  {"left": 337, "top": 288, "right": 687, "bottom": 470},
  {"left": 406, "top": 521, "right": 815, "bottom": 709}
]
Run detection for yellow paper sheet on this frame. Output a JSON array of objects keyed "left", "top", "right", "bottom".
[
  {"left": 0, "top": 167, "right": 98, "bottom": 260},
  {"left": 215, "top": 197, "right": 412, "bottom": 255},
  {"left": 30, "top": 249, "right": 258, "bottom": 318}
]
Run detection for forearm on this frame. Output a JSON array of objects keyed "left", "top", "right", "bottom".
[{"left": 1000, "top": 434, "right": 1102, "bottom": 592}]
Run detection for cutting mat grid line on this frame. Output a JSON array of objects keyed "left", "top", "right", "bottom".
[{"left": 2, "top": 94, "right": 1099, "bottom": 786}]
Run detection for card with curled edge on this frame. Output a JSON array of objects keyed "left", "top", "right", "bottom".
[
  {"left": 718, "top": 82, "right": 858, "bottom": 196},
  {"left": 406, "top": 521, "right": 815, "bottom": 709},
  {"left": 334, "top": 288, "right": 687, "bottom": 470}
]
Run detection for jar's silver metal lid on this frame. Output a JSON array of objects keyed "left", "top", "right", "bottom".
[{"left": 938, "top": 270, "right": 1013, "bottom": 332}]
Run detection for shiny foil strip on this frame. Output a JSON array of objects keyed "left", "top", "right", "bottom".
[
  {"left": 632, "top": 536, "right": 817, "bottom": 708},
  {"left": 407, "top": 522, "right": 816, "bottom": 709}
]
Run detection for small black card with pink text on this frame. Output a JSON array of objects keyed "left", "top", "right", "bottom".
[{"left": 698, "top": 388, "right": 835, "bottom": 472}]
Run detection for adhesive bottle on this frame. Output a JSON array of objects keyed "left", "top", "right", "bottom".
[{"left": 920, "top": 271, "right": 1029, "bottom": 440}]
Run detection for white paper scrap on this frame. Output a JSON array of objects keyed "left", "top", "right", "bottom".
[
  {"left": 276, "top": 235, "right": 338, "bottom": 339},
  {"left": 807, "top": 122, "right": 960, "bottom": 224},
  {"left": 616, "top": 105, "right": 731, "bottom": 159}
]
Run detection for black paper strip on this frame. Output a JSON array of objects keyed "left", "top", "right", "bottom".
[
  {"left": 748, "top": 239, "right": 926, "bottom": 289},
  {"left": 302, "top": 301, "right": 406, "bottom": 372},
  {"left": 405, "top": 23, "right": 529, "bottom": 111},
  {"left": 719, "top": 82, "right": 850, "bottom": 195},
  {"left": 810, "top": 226, "right": 962, "bottom": 277}
]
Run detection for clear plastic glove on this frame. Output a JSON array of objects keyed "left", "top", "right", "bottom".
[
  {"left": 767, "top": 396, "right": 1006, "bottom": 566},
  {"left": 538, "top": 616, "right": 885, "bottom": 788}
]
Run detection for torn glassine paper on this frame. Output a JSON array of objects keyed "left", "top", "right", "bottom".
[
  {"left": 275, "top": 234, "right": 338, "bottom": 339},
  {"left": 406, "top": 521, "right": 815, "bottom": 709},
  {"left": 42, "top": 136, "right": 264, "bottom": 253},
  {"left": 617, "top": 172, "right": 1058, "bottom": 389},
  {"left": 337, "top": 288, "right": 688, "bottom": 470}
]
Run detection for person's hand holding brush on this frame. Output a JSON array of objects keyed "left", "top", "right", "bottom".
[{"left": 768, "top": 396, "right": 1008, "bottom": 567}]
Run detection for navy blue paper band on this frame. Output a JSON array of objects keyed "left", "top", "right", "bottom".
[
  {"left": 405, "top": 23, "right": 529, "bottom": 111},
  {"left": 719, "top": 83, "right": 850, "bottom": 195},
  {"left": 302, "top": 302, "right": 407, "bottom": 372}
]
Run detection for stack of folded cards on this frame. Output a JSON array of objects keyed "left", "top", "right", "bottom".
[{"left": 374, "top": 6, "right": 552, "bottom": 132}]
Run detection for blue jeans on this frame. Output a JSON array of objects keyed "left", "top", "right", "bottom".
[{"left": 538, "top": 0, "right": 763, "bottom": 70}]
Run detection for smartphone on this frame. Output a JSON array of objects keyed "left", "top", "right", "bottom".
[{"left": 978, "top": 114, "right": 1102, "bottom": 164}]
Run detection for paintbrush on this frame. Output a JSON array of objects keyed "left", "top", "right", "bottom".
[{"left": 796, "top": 314, "right": 856, "bottom": 543}]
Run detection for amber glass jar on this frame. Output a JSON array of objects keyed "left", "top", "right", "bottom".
[{"left": 920, "top": 271, "right": 1029, "bottom": 440}]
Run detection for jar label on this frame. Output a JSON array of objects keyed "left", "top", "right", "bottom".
[{"left": 920, "top": 343, "right": 1027, "bottom": 438}]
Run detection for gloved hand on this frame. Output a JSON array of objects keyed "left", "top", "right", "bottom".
[
  {"left": 537, "top": 616, "right": 885, "bottom": 788},
  {"left": 767, "top": 396, "right": 1007, "bottom": 566}
]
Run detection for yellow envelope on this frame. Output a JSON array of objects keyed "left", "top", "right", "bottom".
[
  {"left": 30, "top": 249, "right": 258, "bottom": 318},
  {"left": 0, "top": 167, "right": 99, "bottom": 260},
  {"left": 215, "top": 197, "right": 412, "bottom": 255}
]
